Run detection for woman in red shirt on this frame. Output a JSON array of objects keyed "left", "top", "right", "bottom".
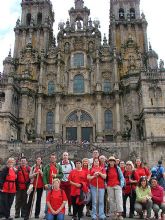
[
  {"left": 46, "top": 178, "right": 67, "bottom": 220},
  {"left": 0, "top": 157, "right": 17, "bottom": 220},
  {"left": 135, "top": 158, "right": 151, "bottom": 180},
  {"left": 68, "top": 160, "right": 88, "bottom": 220},
  {"left": 87, "top": 158, "right": 106, "bottom": 220},
  {"left": 123, "top": 161, "right": 139, "bottom": 218}
]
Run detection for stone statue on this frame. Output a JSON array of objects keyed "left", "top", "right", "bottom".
[
  {"left": 64, "top": 42, "right": 70, "bottom": 54},
  {"left": 25, "top": 119, "right": 35, "bottom": 141},
  {"left": 58, "top": 21, "right": 65, "bottom": 31},
  {"left": 159, "top": 59, "right": 164, "bottom": 69},
  {"left": 16, "top": 18, "right": 20, "bottom": 27},
  {"left": 77, "top": 20, "right": 82, "bottom": 30}
]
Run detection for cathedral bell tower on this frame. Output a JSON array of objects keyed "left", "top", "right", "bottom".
[
  {"left": 13, "top": 0, "right": 54, "bottom": 58},
  {"left": 109, "top": 0, "right": 148, "bottom": 77}
]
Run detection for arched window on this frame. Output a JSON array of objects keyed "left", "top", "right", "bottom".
[
  {"left": 67, "top": 111, "right": 78, "bottom": 122},
  {"left": 48, "top": 81, "right": 55, "bottom": 95},
  {"left": 119, "top": 8, "right": 125, "bottom": 19},
  {"left": 104, "top": 110, "right": 113, "bottom": 130},
  {"left": 46, "top": 112, "right": 54, "bottom": 132},
  {"left": 80, "top": 111, "right": 92, "bottom": 121},
  {"left": 130, "top": 8, "right": 135, "bottom": 19},
  {"left": 103, "top": 80, "right": 111, "bottom": 93},
  {"left": 37, "top": 13, "right": 42, "bottom": 25},
  {"left": 73, "top": 74, "right": 84, "bottom": 93},
  {"left": 26, "top": 13, "right": 31, "bottom": 26},
  {"left": 73, "top": 53, "right": 84, "bottom": 67}
]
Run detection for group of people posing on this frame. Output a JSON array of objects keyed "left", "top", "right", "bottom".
[{"left": 0, "top": 150, "right": 165, "bottom": 220}]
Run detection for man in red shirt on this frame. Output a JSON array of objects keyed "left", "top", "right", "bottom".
[
  {"left": 43, "top": 153, "right": 63, "bottom": 219},
  {"left": 151, "top": 177, "right": 165, "bottom": 220},
  {"left": 15, "top": 157, "right": 31, "bottom": 218}
]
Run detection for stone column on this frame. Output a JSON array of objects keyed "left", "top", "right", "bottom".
[
  {"left": 142, "top": 21, "right": 148, "bottom": 52},
  {"left": 113, "top": 48, "right": 121, "bottom": 133},
  {"left": 22, "top": 30, "right": 26, "bottom": 49},
  {"left": 37, "top": 96, "right": 42, "bottom": 137},
  {"left": 96, "top": 50, "right": 101, "bottom": 91},
  {"left": 96, "top": 94, "right": 103, "bottom": 142},
  {"left": 57, "top": 52, "right": 61, "bottom": 91},
  {"left": 43, "top": 27, "right": 49, "bottom": 52},
  {"left": 55, "top": 95, "right": 60, "bottom": 136},
  {"left": 13, "top": 29, "right": 19, "bottom": 58}
]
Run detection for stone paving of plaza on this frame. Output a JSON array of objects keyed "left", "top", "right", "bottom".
[{"left": 9, "top": 191, "right": 147, "bottom": 220}]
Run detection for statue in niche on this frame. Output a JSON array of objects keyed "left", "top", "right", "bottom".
[
  {"left": 88, "top": 42, "right": 94, "bottom": 53},
  {"left": 122, "top": 115, "right": 132, "bottom": 140},
  {"left": 64, "top": 42, "right": 70, "bottom": 54},
  {"left": 25, "top": 119, "right": 36, "bottom": 141},
  {"left": 77, "top": 20, "right": 82, "bottom": 30},
  {"left": 128, "top": 55, "right": 136, "bottom": 70}
]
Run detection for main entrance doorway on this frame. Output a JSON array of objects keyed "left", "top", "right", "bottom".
[
  {"left": 81, "top": 127, "right": 93, "bottom": 142},
  {"left": 66, "top": 127, "right": 77, "bottom": 141},
  {"left": 64, "top": 110, "right": 95, "bottom": 142}
]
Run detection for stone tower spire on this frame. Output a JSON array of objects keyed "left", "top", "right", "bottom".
[
  {"left": 75, "top": 0, "right": 84, "bottom": 9},
  {"left": 109, "top": 0, "right": 148, "bottom": 51},
  {"left": 109, "top": 0, "right": 148, "bottom": 77},
  {"left": 13, "top": 0, "right": 54, "bottom": 58}
]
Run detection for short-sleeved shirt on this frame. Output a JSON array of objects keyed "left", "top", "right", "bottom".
[
  {"left": 46, "top": 189, "right": 67, "bottom": 214},
  {"left": 89, "top": 166, "right": 106, "bottom": 188}
]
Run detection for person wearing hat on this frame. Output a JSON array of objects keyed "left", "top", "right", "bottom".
[
  {"left": 151, "top": 177, "right": 165, "bottom": 220},
  {"left": 122, "top": 161, "right": 139, "bottom": 218},
  {"left": 134, "top": 176, "right": 152, "bottom": 220},
  {"left": 106, "top": 156, "right": 125, "bottom": 220}
]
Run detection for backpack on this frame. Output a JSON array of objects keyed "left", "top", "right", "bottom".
[
  {"left": 59, "top": 160, "right": 74, "bottom": 170},
  {"left": 154, "top": 166, "right": 163, "bottom": 180}
]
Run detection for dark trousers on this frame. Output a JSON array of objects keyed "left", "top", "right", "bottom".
[
  {"left": 15, "top": 189, "right": 28, "bottom": 217},
  {"left": 1, "top": 192, "right": 15, "bottom": 218},
  {"left": 60, "top": 181, "right": 72, "bottom": 206},
  {"left": 71, "top": 196, "right": 84, "bottom": 219},
  {"left": 25, "top": 187, "right": 43, "bottom": 218},
  {"left": 0, "top": 191, "right": 3, "bottom": 217},
  {"left": 123, "top": 190, "right": 136, "bottom": 216}
]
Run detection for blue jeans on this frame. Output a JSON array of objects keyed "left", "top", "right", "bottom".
[
  {"left": 47, "top": 213, "right": 64, "bottom": 220},
  {"left": 90, "top": 185, "right": 106, "bottom": 219}
]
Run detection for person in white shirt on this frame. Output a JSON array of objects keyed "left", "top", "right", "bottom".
[{"left": 58, "top": 152, "right": 75, "bottom": 216}]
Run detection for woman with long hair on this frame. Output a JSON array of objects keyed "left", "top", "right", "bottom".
[
  {"left": 123, "top": 161, "right": 139, "bottom": 218},
  {"left": 135, "top": 176, "right": 152, "bottom": 220},
  {"left": 87, "top": 158, "right": 106, "bottom": 220},
  {"left": 68, "top": 160, "right": 88, "bottom": 220},
  {"left": 135, "top": 158, "right": 151, "bottom": 180}
]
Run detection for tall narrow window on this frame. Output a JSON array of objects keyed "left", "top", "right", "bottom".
[
  {"left": 26, "top": 13, "right": 31, "bottom": 26},
  {"left": 119, "top": 8, "right": 125, "bottom": 19},
  {"left": 73, "top": 74, "right": 84, "bottom": 93},
  {"left": 37, "top": 13, "right": 42, "bottom": 25},
  {"left": 103, "top": 80, "right": 111, "bottom": 93},
  {"left": 104, "top": 110, "right": 113, "bottom": 130},
  {"left": 46, "top": 112, "right": 54, "bottom": 132},
  {"left": 48, "top": 81, "right": 55, "bottom": 95},
  {"left": 73, "top": 53, "right": 84, "bottom": 67},
  {"left": 130, "top": 8, "right": 135, "bottom": 19}
]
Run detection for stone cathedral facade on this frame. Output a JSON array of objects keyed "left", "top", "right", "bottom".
[{"left": 0, "top": 0, "right": 165, "bottom": 163}]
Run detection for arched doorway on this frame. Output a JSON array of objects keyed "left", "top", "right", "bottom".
[{"left": 64, "top": 110, "right": 95, "bottom": 142}]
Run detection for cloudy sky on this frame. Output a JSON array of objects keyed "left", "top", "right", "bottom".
[{"left": 0, "top": 0, "right": 164, "bottom": 72}]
